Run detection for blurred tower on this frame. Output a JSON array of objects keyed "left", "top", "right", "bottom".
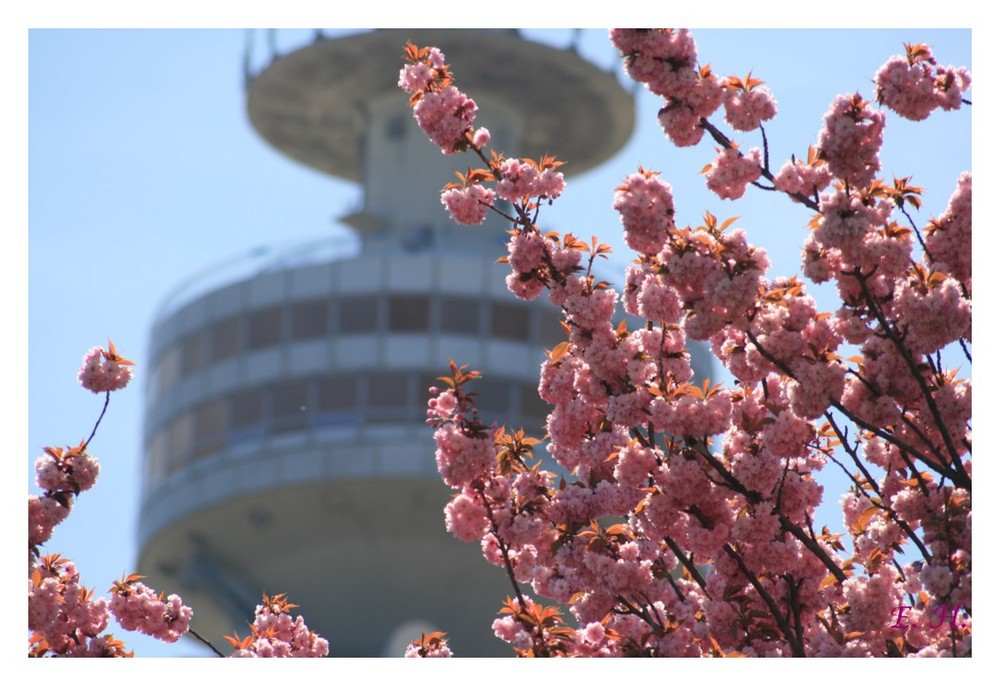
[{"left": 137, "top": 29, "right": 704, "bottom": 656}]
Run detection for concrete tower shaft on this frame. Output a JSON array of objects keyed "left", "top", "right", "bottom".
[{"left": 138, "top": 29, "right": 645, "bottom": 656}]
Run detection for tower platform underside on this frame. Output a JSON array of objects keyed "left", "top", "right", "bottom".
[{"left": 246, "top": 29, "right": 634, "bottom": 181}]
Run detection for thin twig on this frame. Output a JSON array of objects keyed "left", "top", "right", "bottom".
[
  {"left": 822, "top": 413, "right": 933, "bottom": 563},
  {"left": 759, "top": 123, "right": 770, "bottom": 172},
  {"left": 746, "top": 328, "right": 966, "bottom": 488},
  {"left": 852, "top": 268, "right": 967, "bottom": 481},
  {"left": 959, "top": 338, "right": 971, "bottom": 364},
  {"left": 83, "top": 391, "right": 111, "bottom": 450},
  {"left": 475, "top": 482, "right": 528, "bottom": 611},
  {"left": 188, "top": 628, "right": 225, "bottom": 657}
]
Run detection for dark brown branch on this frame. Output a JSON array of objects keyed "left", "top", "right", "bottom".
[
  {"left": 663, "top": 535, "right": 709, "bottom": 595},
  {"left": 621, "top": 593, "right": 666, "bottom": 633},
  {"left": 699, "top": 117, "right": 819, "bottom": 211},
  {"left": 851, "top": 268, "right": 967, "bottom": 483},
  {"left": 745, "top": 328, "right": 966, "bottom": 488},
  {"left": 958, "top": 338, "right": 971, "bottom": 364},
  {"left": 776, "top": 513, "right": 848, "bottom": 584},
  {"left": 900, "top": 206, "right": 933, "bottom": 262},
  {"left": 785, "top": 574, "right": 805, "bottom": 654},
  {"left": 723, "top": 544, "right": 805, "bottom": 657},
  {"left": 685, "top": 438, "right": 847, "bottom": 583}
]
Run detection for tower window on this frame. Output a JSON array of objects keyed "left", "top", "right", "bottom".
[
  {"left": 166, "top": 410, "right": 194, "bottom": 473},
  {"left": 230, "top": 387, "right": 264, "bottom": 428},
  {"left": 272, "top": 379, "right": 310, "bottom": 432},
  {"left": 209, "top": 316, "right": 242, "bottom": 362},
  {"left": 180, "top": 329, "right": 209, "bottom": 376},
  {"left": 339, "top": 295, "right": 379, "bottom": 333},
  {"left": 318, "top": 374, "right": 359, "bottom": 411},
  {"left": 388, "top": 295, "right": 429, "bottom": 332},
  {"left": 291, "top": 298, "right": 329, "bottom": 340},
  {"left": 491, "top": 302, "right": 530, "bottom": 341},
  {"left": 439, "top": 296, "right": 481, "bottom": 335},
  {"left": 368, "top": 372, "right": 409, "bottom": 408},
  {"left": 248, "top": 305, "right": 283, "bottom": 349},
  {"left": 192, "top": 397, "right": 227, "bottom": 457}
]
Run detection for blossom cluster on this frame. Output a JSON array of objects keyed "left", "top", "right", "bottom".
[
  {"left": 109, "top": 575, "right": 193, "bottom": 643},
  {"left": 413, "top": 87, "right": 480, "bottom": 155},
  {"left": 31, "top": 343, "right": 330, "bottom": 658},
  {"left": 496, "top": 157, "right": 566, "bottom": 203},
  {"left": 77, "top": 341, "right": 133, "bottom": 394},
  {"left": 226, "top": 593, "right": 329, "bottom": 657},
  {"left": 612, "top": 167, "right": 676, "bottom": 255},
  {"left": 703, "top": 145, "right": 763, "bottom": 201},
  {"left": 29, "top": 347, "right": 143, "bottom": 657},
  {"left": 400, "top": 44, "right": 569, "bottom": 236},
  {"left": 29, "top": 443, "right": 99, "bottom": 549},
  {"left": 29, "top": 345, "right": 202, "bottom": 656},
  {"left": 441, "top": 183, "right": 496, "bottom": 226},
  {"left": 610, "top": 28, "right": 724, "bottom": 146},
  {"left": 29, "top": 554, "right": 126, "bottom": 657},
  {"left": 617, "top": 196, "right": 769, "bottom": 342},
  {"left": 722, "top": 74, "right": 778, "bottom": 131},
  {"left": 398, "top": 43, "right": 488, "bottom": 155},
  {"left": 404, "top": 29, "right": 971, "bottom": 658},
  {"left": 404, "top": 631, "right": 453, "bottom": 657},
  {"left": 874, "top": 43, "right": 971, "bottom": 121},
  {"left": 815, "top": 93, "right": 886, "bottom": 188},
  {"left": 773, "top": 148, "right": 833, "bottom": 199},
  {"left": 926, "top": 171, "right": 971, "bottom": 295}
]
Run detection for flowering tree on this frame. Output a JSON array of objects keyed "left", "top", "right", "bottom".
[
  {"left": 400, "top": 30, "right": 971, "bottom": 657},
  {"left": 28, "top": 342, "right": 328, "bottom": 657}
]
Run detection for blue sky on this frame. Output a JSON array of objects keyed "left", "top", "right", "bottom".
[{"left": 21, "top": 22, "right": 975, "bottom": 663}]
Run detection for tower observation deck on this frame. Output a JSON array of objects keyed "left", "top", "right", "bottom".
[{"left": 137, "top": 29, "right": 705, "bottom": 656}]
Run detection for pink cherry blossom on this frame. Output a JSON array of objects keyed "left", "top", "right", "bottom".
[
  {"left": 35, "top": 445, "right": 100, "bottom": 494},
  {"left": 892, "top": 271, "right": 971, "bottom": 354},
  {"left": 412, "top": 85, "right": 478, "bottom": 155},
  {"left": 926, "top": 172, "right": 971, "bottom": 294},
  {"left": 444, "top": 488, "right": 489, "bottom": 542},
  {"left": 496, "top": 158, "right": 565, "bottom": 202},
  {"left": 29, "top": 495, "right": 71, "bottom": 547},
  {"left": 77, "top": 342, "right": 133, "bottom": 393},
  {"left": 228, "top": 593, "right": 329, "bottom": 657},
  {"left": 815, "top": 93, "right": 885, "bottom": 187},
  {"left": 773, "top": 156, "right": 832, "bottom": 197},
  {"left": 704, "top": 146, "right": 762, "bottom": 200},
  {"left": 109, "top": 578, "right": 192, "bottom": 643},
  {"left": 611, "top": 29, "right": 723, "bottom": 147},
  {"left": 723, "top": 80, "right": 777, "bottom": 131},
  {"left": 440, "top": 183, "right": 495, "bottom": 225},
  {"left": 404, "top": 632, "right": 453, "bottom": 657},
  {"left": 471, "top": 126, "right": 491, "bottom": 149},
  {"left": 613, "top": 168, "right": 675, "bottom": 255},
  {"left": 874, "top": 44, "right": 971, "bottom": 121}
]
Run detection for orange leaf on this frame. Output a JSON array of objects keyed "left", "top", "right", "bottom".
[
  {"left": 719, "top": 215, "right": 740, "bottom": 232},
  {"left": 818, "top": 573, "right": 839, "bottom": 590},
  {"left": 546, "top": 341, "right": 571, "bottom": 365}
]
